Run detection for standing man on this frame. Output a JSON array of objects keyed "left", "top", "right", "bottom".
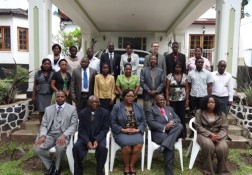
[
  {"left": 212, "top": 60, "right": 233, "bottom": 114},
  {"left": 100, "top": 42, "right": 121, "bottom": 81},
  {"left": 165, "top": 42, "right": 186, "bottom": 75},
  {"left": 33, "top": 90, "right": 78, "bottom": 175},
  {"left": 188, "top": 58, "right": 213, "bottom": 115},
  {"left": 71, "top": 57, "right": 97, "bottom": 114},
  {"left": 146, "top": 94, "right": 183, "bottom": 175},
  {"left": 73, "top": 96, "right": 110, "bottom": 175},
  {"left": 144, "top": 41, "right": 167, "bottom": 75},
  {"left": 141, "top": 55, "right": 165, "bottom": 114},
  {"left": 86, "top": 47, "right": 100, "bottom": 73}
]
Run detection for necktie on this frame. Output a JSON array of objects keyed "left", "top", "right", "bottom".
[
  {"left": 160, "top": 107, "right": 166, "bottom": 116},
  {"left": 57, "top": 106, "right": 62, "bottom": 114},
  {"left": 83, "top": 69, "right": 88, "bottom": 89}
]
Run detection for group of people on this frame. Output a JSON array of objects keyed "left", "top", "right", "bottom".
[{"left": 32, "top": 41, "right": 233, "bottom": 175}]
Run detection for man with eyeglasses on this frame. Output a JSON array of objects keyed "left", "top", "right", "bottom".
[{"left": 144, "top": 41, "right": 167, "bottom": 75}]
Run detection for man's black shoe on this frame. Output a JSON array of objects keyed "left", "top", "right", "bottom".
[
  {"left": 52, "top": 169, "right": 61, "bottom": 175},
  {"left": 44, "top": 165, "right": 55, "bottom": 175},
  {"left": 157, "top": 146, "right": 165, "bottom": 153}
]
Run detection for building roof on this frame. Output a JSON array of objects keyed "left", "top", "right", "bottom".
[{"left": 0, "top": 8, "right": 28, "bottom": 18}]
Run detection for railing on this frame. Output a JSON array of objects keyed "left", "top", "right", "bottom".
[{"left": 189, "top": 49, "right": 214, "bottom": 64}]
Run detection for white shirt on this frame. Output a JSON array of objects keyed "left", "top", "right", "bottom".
[
  {"left": 120, "top": 53, "right": 139, "bottom": 75},
  {"left": 212, "top": 71, "right": 233, "bottom": 101},
  {"left": 56, "top": 102, "right": 66, "bottom": 111},
  {"left": 89, "top": 57, "right": 100, "bottom": 73},
  {"left": 81, "top": 67, "right": 90, "bottom": 92},
  {"left": 46, "top": 54, "right": 64, "bottom": 72}
]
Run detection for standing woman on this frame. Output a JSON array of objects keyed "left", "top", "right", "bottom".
[
  {"left": 166, "top": 62, "right": 189, "bottom": 138},
  {"left": 94, "top": 63, "right": 115, "bottom": 111},
  {"left": 110, "top": 89, "right": 146, "bottom": 175},
  {"left": 47, "top": 44, "right": 64, "bottom": 72},
  {"left": 65, "top": 45, "right": 80, "bottom": 75},
  {"left": 32, "top": 58, "right": 54, "bottom": 123},
  {"left": 195, "top": 95, "right": 229, "bottom": 175},
  {"left": 120, "top": 43, "right": 139, "bottom": 75},
  {"left": 51, "top": 59, "right": 72, "bottom": 104},
  {"left": 116, "top": 63, "right": 140, "bottom": 102}
]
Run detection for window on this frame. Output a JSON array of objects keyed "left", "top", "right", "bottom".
[
  {"left": 118, "top": 37, "right": 147, "bottom": 50},
  {"left": 0, "top": 26, "right": 11, "bottom": 51},
  {"left": 17, "top": 27, "right": 28, "bottom": 51}
]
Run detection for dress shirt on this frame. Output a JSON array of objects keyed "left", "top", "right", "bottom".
[
  {"left": 89, "top": 57, "right": 100, "bottom": 73},
  {"left": 212, "top": 71, "right": 233, "bottom": 101},
  {"left": 120, "top": 53, "right": 139, "bottom": 75},
  {"left": 81, "top": 67, "right": 90, "bottom": 92},
  {"left": 56, "top": 102, "right": 66, "bottom": 111},
  {"left": 47, "top": 54, "right": 64, "bottom": 72},
  {"left": 109, "top": 52, "right": 114, "bottom": 74},
  {"left": 187, "top": 57, "right": 211, "bottom": 73},
  {"left": 94, "top": 74, "right": 116, "bottom": 100},
  {"left": 188, "top": 69, "right": 213, "bottom": 97}
]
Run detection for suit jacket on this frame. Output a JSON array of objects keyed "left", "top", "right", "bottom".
[
  {"left": 100, "top": 52, "right": 121, "bottom": 80},
  {"left": 144, "top": 53, "right": 167, "bottom": 75},
  {"left": 78, "top": 107, "right": 110, "bottom": 144},
  {"left": 165, "top": 52, "right": 186, "bottom": 75},
  {"left": 70, "top": 67, "right": 97, "bottom": 103},
  {"left": 110, "top": 102, "right": 146, "bottom": 137},
  {"left": 140, "top": 67, "right": 165, "bottom": 100},
  {"left": 39, "top": 103, "right": 78, "bottom": 138},
  {"left": 195, "top": 109, "right": 228, "bottom": 139},
  {"left": 146, "top": 105, "right": 181, "bottom": 143}
]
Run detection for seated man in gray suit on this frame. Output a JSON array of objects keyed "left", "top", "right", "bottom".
[
  {"left": 140, "top": 54, "right": 165, "bottom": 114},
  {"left": 146, "top": 94, "right": 183, "bottom": 175},
  {"left": 34, "top": 90, "right": 78, "bottom": 175}
]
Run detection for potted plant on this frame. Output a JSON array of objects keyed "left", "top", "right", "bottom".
[{"left": 0, "top": 59, "right": 33, "bottom": 137}]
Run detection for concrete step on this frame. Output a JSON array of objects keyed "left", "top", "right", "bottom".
[
  {"left": 28, "top": 111, "right": 40, "bottom": 120},
  {"left": 228, "top": 125, "right": 249, "bottom": 137},
  {"left": 20, "top": 119, "right": 40, "bottom": 131},
  {"left": 10, "top": 129, "right": 39, "bottom": 144},
  {"left": 227, "top": 114, "right": 237, "bottom": 125}
]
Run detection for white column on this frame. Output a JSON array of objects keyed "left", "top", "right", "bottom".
[
  {"left": 28, "top": 0, "right": 52, "bottom": 92},
  {"left": 214, "top": 0, "right": 242, "bottom": 75},
  {"left": 81, "top": 32, "right": 92, "bottom": 55},
  {"left": 172, "top": 30, "right": 186, "bottom": 55}
]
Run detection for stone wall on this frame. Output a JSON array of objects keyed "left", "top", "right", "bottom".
[{"left": 0, "top": 99, "right": 33, "bottom": 135}]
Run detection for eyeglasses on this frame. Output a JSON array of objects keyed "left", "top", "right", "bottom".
[{"left": 152, "top": 45, "right": 159, "bottom": 48}]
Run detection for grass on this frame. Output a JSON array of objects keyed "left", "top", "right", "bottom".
[{"left": 0, "top": 142, "right": 252, "bottom": 175}]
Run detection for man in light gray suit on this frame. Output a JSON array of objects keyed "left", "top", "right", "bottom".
[
  {"left": 71, "top": 57, "right": 97, "bottom": 114},
  {"left": 144, "top": 41, "right": 167, "bottom": 75},
  {"left": 140, "top": 54, "right": 165, "bottom": 114},
  {"left": 146, "top": 94, "right": 183, "bottom": 175},
  {"left": 34, "top": 90, "right": 78, "bottom": 175}
]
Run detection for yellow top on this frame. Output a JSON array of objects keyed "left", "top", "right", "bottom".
[{"left": 94, "top": 74, "right": 116, "bottom": 100}]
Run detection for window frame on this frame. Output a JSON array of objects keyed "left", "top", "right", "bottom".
[
  {"left": 0, "top": 26, "right": 11, "bottom": 51},
  {"left": 17, "top": 27, "right": 29, "bottom": 51}
]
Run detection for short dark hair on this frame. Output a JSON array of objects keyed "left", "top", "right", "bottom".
[
  {"left": 199, "top": 95, "right": 222, "bottom": 116},
  {"left": 40, "top": 58, "right": 52, "bottom": 72},
  {"left": 124, "top": 63, "right": 132, "bottom": 68},
  {"left": 52, "top": 44, "right": 62, "bottom": 53},
  {"left": 195, "top": 46, "right": 202, "bottom": 52},
  {"left": 172, "top": 41, "right": 179, "bottom": 46},
  {"left": 56, "top": 90, "right": 67, "bottom": 97},
  {"left": 69, "top": 45, "right": 77, "bottom": 51},
  {"left": 58, "top": 59, "right": 67, "bottom": 66},
  {"left": 125, "top": 42, "right": 133, "bottom": 49},
  {"left": 122, "top": 89, "right": 134, "bottom": 99}
]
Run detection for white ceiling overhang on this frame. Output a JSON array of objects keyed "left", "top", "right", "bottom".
[{"left": 53, "top": 0, "right": 215, "bottom": 34}]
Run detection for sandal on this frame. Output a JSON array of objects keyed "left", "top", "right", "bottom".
[
  {"left": 130, "top": 166, "right": 136, "bottom": 175},
  {"left": 124, "top": 166, "right": 131, "bottom": 175}
]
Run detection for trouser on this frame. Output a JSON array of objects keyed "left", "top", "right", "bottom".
[
  {"left": 33, "top": 135, "right": 68, "bottom": 170},
  {"left": 76, "top": 92, "right": 89, "bottom": 114},
  {"left": 170, "top": 100, "right": 186, "bottom": 135},
  {"left": 213, "top": 96, "right": 229, "bottom": 115},
  {"left": 73, "top": 138, "right": 108, "bottom": 175},
  {"left": 100, "top": 98, "right": 114, "bottom": 112}
]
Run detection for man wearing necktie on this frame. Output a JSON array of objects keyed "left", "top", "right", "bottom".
[
  {"left": 73, "top": 95, "right": 110, "bottom": 175},
  {"left": 71, "top": 57, "right": 97, "bottom": 114},
  {"left": 100, "top": 42, "right": 121, "bottom": 81},
  {"left": 34, "top": 90, "right": 78, "bottom": 175},
  {"left": 146, "top": 94, "right": 183, "bottom": 175}
]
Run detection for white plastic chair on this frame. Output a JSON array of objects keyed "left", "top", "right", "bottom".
[
  {"left": 68, "top": 130, "right": 111, "bottom": 175},
  {"left": 110, "top": 131, "right": 146, "bottom": 172},
  {"left": 48, "top": 133, "right": 75, "bottom": 174},
  {"left": 185, "top": 117, "right": 201, "bottom": 169},
  {"left": 147, "top": 129, "right": 183, "bottom": 171}
]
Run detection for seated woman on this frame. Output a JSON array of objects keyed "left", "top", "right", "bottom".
[
  {"left": 110, "top": 89, "right": 146, "bottom": 175},
  {"left": 116, "top": 63, "right": 140, "bottom": 102},
  {"left": 195, "top": 95, "right": 230, "bottom": 175}
]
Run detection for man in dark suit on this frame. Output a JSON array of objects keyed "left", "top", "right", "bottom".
[
  {"left": 71, "top": 57, "right": 97, "bottom": 114},
  {"left": 72, "top": 95, "right": 110, "bottom": 175},
  {"left": 144, "top": 41, "right": 167, "bottom": 75},
  {"left": 100, "top": 42, "right": 121, "bottom": 81},
  {"left": 34, "top": 90, "right": 78, "bottom": 175},
  {"left": 140, "top": 55, "right": 165, "bottom": 114},
  {"left": 165, "top": 42, "right": 186, "bottom": 75},
  {"left": 146, "top": 94, "right": 183, "bottom": 175}
]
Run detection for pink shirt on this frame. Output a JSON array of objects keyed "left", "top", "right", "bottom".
[{"left": 187, "top": 57, "right": 211, "bottom": 73}]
